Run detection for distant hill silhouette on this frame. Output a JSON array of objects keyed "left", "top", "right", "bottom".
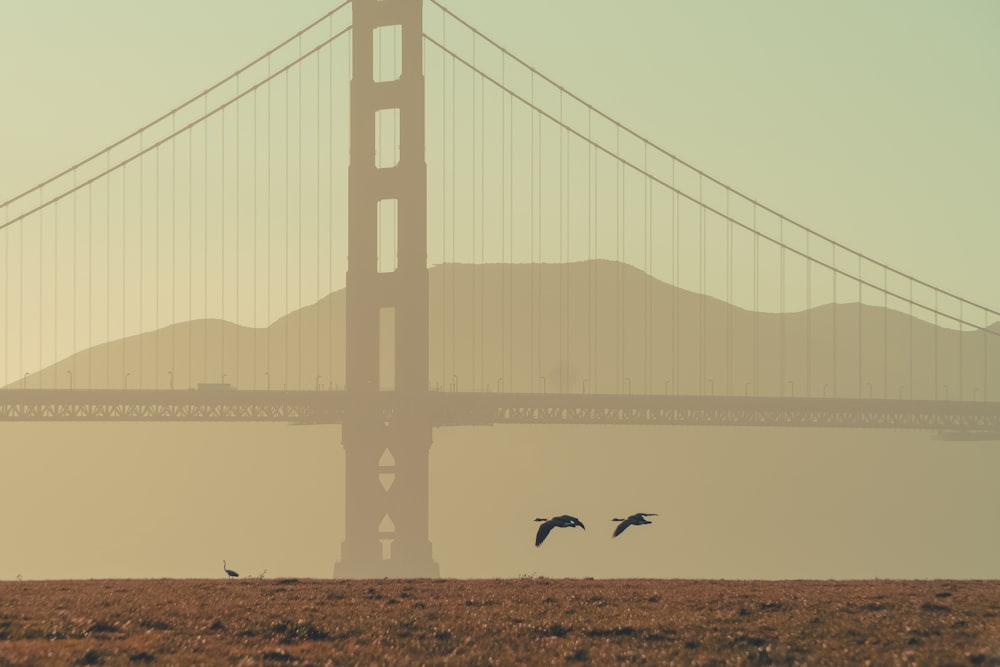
[{"left": 14, "top": 260, "right": 1000, "bottom": 400}]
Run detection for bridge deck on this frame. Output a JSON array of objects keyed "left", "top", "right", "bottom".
[{"left": 1, "top": 389, "right": 998, "bottom": 433}]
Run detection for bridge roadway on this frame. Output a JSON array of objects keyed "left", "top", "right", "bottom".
[{"left": 1, "top": 389, "right": 999, "bottom": 434}]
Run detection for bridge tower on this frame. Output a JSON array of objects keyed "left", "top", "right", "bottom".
[{"left": 336, "top": 0, "right": 438, "bottom": 577}]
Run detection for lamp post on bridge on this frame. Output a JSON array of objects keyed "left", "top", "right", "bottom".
[
  {"left": 168, "top": 371, "right": 174, "bottom": 390},
  {"left": 264, "top": 371, "right": 270, "bottom": 391},
  {"left": 65, "top": 370, "right": 73, "bottom": 389},
  {"left": 23, "top": 372, "right": 28, "bottom": 388},
  {"left": 124, "top": 372, "right": 130, "bottom": 390}
]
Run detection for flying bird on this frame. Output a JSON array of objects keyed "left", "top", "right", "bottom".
[
  {"left": 534, "top": 515, "right": 586, "bottom": 546},
  {"left": 223, "top": 560, "right": 239, "bottom": 578},
  {"left": 612, "top": 513, "right": 658, "bottom": 537}
]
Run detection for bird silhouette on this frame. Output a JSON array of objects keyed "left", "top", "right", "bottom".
[
  {"left": 223, "top": 560, "right": 239, "bottom": 578},
  {"left": 534, "top": 515, "right": 586, "bottom": 546},
  {"left": 612, "top": 513, "right": 658, "bottom": 537}
]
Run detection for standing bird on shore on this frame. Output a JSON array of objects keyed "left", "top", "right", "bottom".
[
  {"left": 612, "top": 513, "right": 658, "bottom": 537},
  {"left": 223, "top": 560, "right": 239, "bottom": 578},
  {"left": 534, "top": 515, "right": 586, "bottom": 546}
]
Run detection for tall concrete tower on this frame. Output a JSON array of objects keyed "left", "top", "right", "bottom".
[{"left": 336, "top": 0, "right": 438, "bottom": 577}]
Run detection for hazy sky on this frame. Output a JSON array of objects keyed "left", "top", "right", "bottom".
[
  {"left": 1, "top": 2, "right": 999, "bottom": 581},
  {"left": 2, "top": 1, "right": 997, "bottom": 308}
]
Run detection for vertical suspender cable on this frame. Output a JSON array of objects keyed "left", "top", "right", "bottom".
[
  {"left": 587, "top": 105, "right": 599, "bottom": 391},
  {"left": 317, "top": 46, "right": 322, "bottom": 388},
  {"left": 508, "top": 64, "right": 514, "bottom": 390},
  {"left": 858, "top": 256, "right": 862, "bottom": 397},
  {"left": 222, "top": 106, "right": 226, "bottom": 385},
  {"left": 536, "top": 78, "right": 543, "bottom": 392},
  {"left": 530, "top": 74, "right": 535, "bottom": 391},
  {"left": 298, "top": 39, "right": 304, "bottom": 389},
  {"left": 983, "top": 309, "right": 988, "bottom": 402},
  {"left": 155, "top": 145, "right": 160, "bottom": 389},
  {"left": 22, "top": 199, "right": 25, "bottom": 386},
  {"left": 330, "top": 28, "right": 336, "bottom": 387},
  {"left": 883, "top": 266, "right": 888, "bottom": 399},
  {"left": 649, "top": 155, "right": 654, "bottom": 394},
  {"left": 753, "top": 203, "right": 758, "bottom": 396},
  {"left": 3, "top": 208, "right": 7, "bottom": 386},
  {"left": 645, "top": 146, "right": 650, "bottom": 393},
  {"left": 481, "top": 64, "right": 486, "bottom": 389},
  {"left": 41, "top": 200, "right": 45, "bottom": 385},
  {"left": 559, "top": 90, "right": 564, "bottom": 392},
  {"left": 587, "top": 105, "right": 597, "bottom": 387},
  {"left": 73, "top": 173, "right": 77, "bottom": 387},
  {"left": 112, "top": 154, "right": 117, "bottom": 389},
  {"left": 1, "top": 208, "right": 4, "bottom": 384},
  {"left": 204, "top": 104, "right": 210, "bottom": 385},
  {"left": 139, "top": 136, "right": 144, "bottom": 387},
  {"left": 471, "top": 38, "right": 477, "bottom": 390},
  {"left": 779, "top": 218, "right": 784, "bottom": 395},
  {"left": 537, "top": 81, "right": 543, "bottom": 393},
  {"left": 672, "top": 160, "right": 678, "bottom": 394},
  {"left": 618, "top": 128, "right": 623, "bottom": 393},
  {"left": 285, "top": 68, "right": 290, "bottom": 389},
  {"left": 187, "top": 128, "right": 193, "bottom": 388},
  {"left": 698, "top": 176, "right": 704, "bottom": 395},
  {"left": 621, "top": 137, "right": 626, "bottom": 392},
  {"left": 88, "top": 181, "right": 93, "bottom": 385},
  {"left": 832, "top": 244, "right": 837, "bottom": 397},
  {"left": 806, "top": 234, "right": 811, "bottom": 397},
  {"left": 53, "top": 191, "right": 57, "bottom": 386},
  {"left": 934, "top": 290, "right": 939, "bottom": 399},
  {"left": 253, "top": 81, "right": 259, "bottom": 388},
  {"left": 479, "top": 51, "right": 486, "bottom": 390},
  {"left": 959, "top": 300, "right": 964, "bottom": 400},
  {"left": 237, "top": 74, "right": 242, "bottom": 389},
  {"left": 172, "top": 115, "right": 176, "bottom": 388},
  {"left": 726, "top": 188, "right": 733, "bottom": 396},
  {"left": 780, "top": 218, "right": 785, "bottom": 396},
  {"left": 123, "top": 160, "right": 128, "bottom": 386},
  {"left": 909, "top": 278, "right": 913, "bottom": 398},
  {"left": 442, "top": 22, "right": 447, "bottom": 390},
  {"left": 500, "top": 53, "right": 506, "bottom": 391},
  {"left": 451, "top": 49, "right": 456, "bottom": 389},
  {"left": 267, "top": 55, "right": 272, "bottom": 388}
]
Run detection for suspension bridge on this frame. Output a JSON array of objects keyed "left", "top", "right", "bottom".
[{"left": 1, "top": 0, "right": 998, "bottom": 577}]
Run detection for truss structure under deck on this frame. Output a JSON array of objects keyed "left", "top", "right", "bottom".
[{"left": 2, "top": 390, "right": 998, "bottom": 434}]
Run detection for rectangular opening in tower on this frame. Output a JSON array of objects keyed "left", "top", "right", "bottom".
[
  {"left": 375, "top": 108, "right": 400, "bottom": 169},
  {"left": 372, "top": 25, "right": 402, "bottom": 82},
  {"left": 377, "top": 199, "right": 398, "bottom": 273},
  {"left": 379, "top": 306, "right": 396, "bottom": 391}
]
